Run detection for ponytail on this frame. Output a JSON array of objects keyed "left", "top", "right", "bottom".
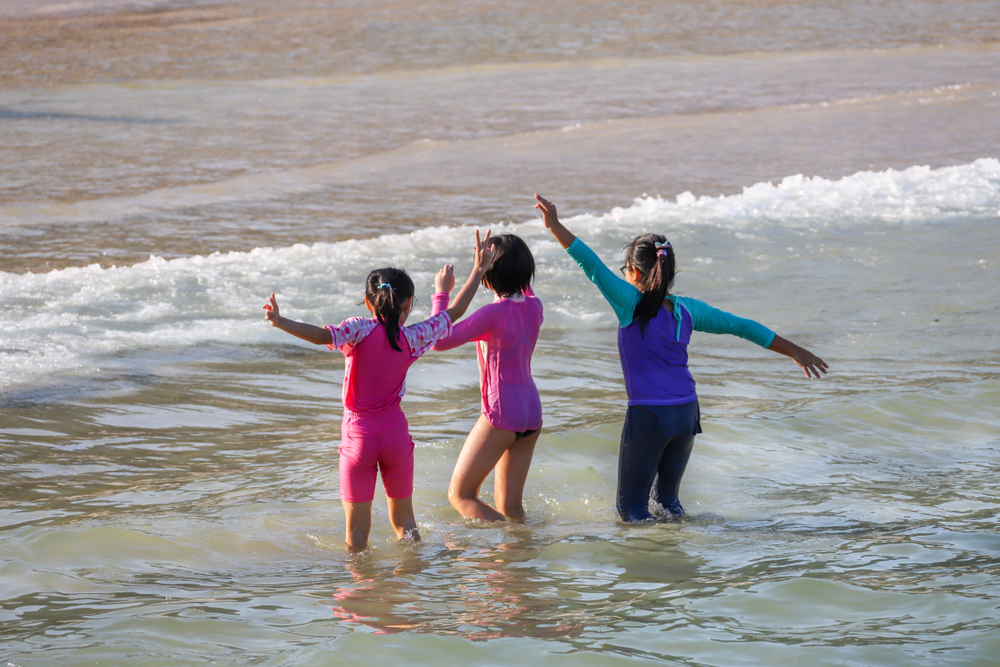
[
  {"left": 623, "top": 233, "right": 676, "bottom": 337},
  {"left": 365, "top": 268, "right": 415, "bottom": 352}
]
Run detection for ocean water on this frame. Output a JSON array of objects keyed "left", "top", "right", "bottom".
[{"left": 2, "top": 1, "right": 1000, "bottom": 665}]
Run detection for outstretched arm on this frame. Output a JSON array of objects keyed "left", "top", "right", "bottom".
[
  {"left": 538, "top": 193, "right": 639, "bottom": 326},
  {"left": 263, "top": 293, "right": 334, "bottom": 345},
  {"left": 680, "top": 297, "right": 828, "bottom": 378},
  {"left": 535, "top": 194, "right": 575, "bottom": 249},
  {"left": 768, "top": 334, "right": 828, "bottom": 379},
  {"left": 443, "top": 229, "right": 496, "bottom": 322}
]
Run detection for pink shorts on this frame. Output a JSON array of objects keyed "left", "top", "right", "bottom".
[{"left": 339, "top": 408, "right": 415, "bottom": 503}]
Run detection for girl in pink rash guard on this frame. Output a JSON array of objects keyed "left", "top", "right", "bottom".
[
  {"left": 431, "top": 233, "right": 543, "bottom": 523},
  {"left": 263, "top": 230, "right": 495, "bottom": 552}
]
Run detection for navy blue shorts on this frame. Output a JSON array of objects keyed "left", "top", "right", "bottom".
[{"left": 617, "top": 400, "right": 701, "bottom": 522}]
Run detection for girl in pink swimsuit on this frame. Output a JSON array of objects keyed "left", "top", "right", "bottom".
[
  {"left": 431, "top": 234, "right": 543, "bottom": 522},
  {"left": 264, "top": 231, "right": 495, "bottom": 551}
]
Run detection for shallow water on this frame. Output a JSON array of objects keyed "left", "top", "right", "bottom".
[{"left": 2, "top": 1, "right": 1000, "bottom": 665}]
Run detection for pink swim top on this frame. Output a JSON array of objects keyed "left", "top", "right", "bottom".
[
  {"left": 431, "top": 286, "right": 543, "bottom": 432},
  {"left": 325, "top": 312, "right": 453, "bottom": 413}
]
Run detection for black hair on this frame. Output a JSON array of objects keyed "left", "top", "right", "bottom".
[
  {"left": 622, "top": 233, "right": 676, "bottom": 337},
  {"left": 365, "top": 267, "right": 415, "bottom": 352},
  {"left": 481, "top": 233, "right": 535, "bottom": 298}
]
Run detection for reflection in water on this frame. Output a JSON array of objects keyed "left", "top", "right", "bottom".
[
  {"left": 318, "top": 521, "right": 716, "bottom": 645},
  {"left": 328, "top": 538, "right": 589, "bottom": 640},
  {"left": 3, "top": 0, "right": 1000, "bottom": 664}
]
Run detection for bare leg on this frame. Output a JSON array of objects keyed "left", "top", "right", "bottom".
[
  {"left": 448, "top": 415, "right": 516, "bottom": 522},
  {"left": 494, "top": 428, "right": 540, "bottom": 520},
  {"left": 342, "top": 500, "right": 372, "bottom": 552},
  {"left": 387, "top": 495, "right": 421, "bottom": 543}
]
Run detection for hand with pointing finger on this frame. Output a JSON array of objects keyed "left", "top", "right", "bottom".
[
  {"left": 534, "top": 194, "right": 557, "bottom": 226},
  {"left": 534, "top": 193, "right": 576, "bottom": 250},
  {"left": 263, "top": 292, "right": 282, "bottom": 327}
]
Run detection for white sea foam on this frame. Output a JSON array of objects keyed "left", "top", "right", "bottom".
[
  {"left": 2, "top": 159, "right": 998, "bottom": 389},
  {"left": 607, "top": 157, "right": 1000, "bottom": 229}
]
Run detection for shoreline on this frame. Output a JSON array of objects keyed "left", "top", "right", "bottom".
[{"left": 3, "top": 0, "right": 999, "bottom": 89}]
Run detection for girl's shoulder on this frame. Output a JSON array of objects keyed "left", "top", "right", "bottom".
[
  {"left": 671, "top": 294, "right": 694, "bottom": 306},
  {"left": 326, "top": 316, "right": 379, "bottom": 354},
  {"left": 329, "top": 315, "right": 378, "bottom": 330},
  {"left": 669, "top": 295, "right": 702, "bottom": 320},
  {"left": 672, "top": 295, "right": 711, "bottom": 314},
  {"left": 525, "top": 289, "right": 543, "bottom": 315},
  {"left": 495, "top": 290, "right": 543, "bottom": 315},
  {"left": 473, "top": 299, "right": 513, "bottom": 321},
  {"left": 337, "top": 315, "right": 379, "bottom": 333},
  {"left": 403, "top": 309, "right": 450, "bottom": 331}
]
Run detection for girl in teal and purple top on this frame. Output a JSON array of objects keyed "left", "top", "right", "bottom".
[{"left": 535, "top": 194, "right": 828, "bottom": 522}]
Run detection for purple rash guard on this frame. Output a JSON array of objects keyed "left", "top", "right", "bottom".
[{"left": 566, "top": 237, "right": 776, "bottom": 406}]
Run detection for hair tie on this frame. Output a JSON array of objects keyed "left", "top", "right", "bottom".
[
  {"left": 654, "top": 240, "right": 671, "bottom": 258},
  {"left": 378, "top": 283, "right": 392, "bottom": 290}
]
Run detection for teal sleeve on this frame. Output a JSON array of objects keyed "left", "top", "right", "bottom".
[
  {"left": 566, "top": 237, "right": 640, "bottom": 327},
  {"left": 677, "top": 296, "right": 776, "bottom": 348}
]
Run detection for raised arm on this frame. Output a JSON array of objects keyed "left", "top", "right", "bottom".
[
  {"left": 535, "top": 194, "right": 575, "bottom": 249},
  {"left": 442, "top": 229, "right": 496, "bottom": 322},
  {"left": 263, "top": 293, "right": 334, "bottom": 345},
  {"left": 537, "top": 194, "right": 639, "bottom": 326}
]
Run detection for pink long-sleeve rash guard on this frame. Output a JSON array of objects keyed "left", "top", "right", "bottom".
[
  {"left": 325, "top": 312, "right": 453, "bottom": 413},
  {"left": 431, "top": 286, "right": 543, "bottom": 432}
]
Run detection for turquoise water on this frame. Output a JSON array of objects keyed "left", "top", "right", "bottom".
[{"left": 2, "top": 1, "right": 1000, "bottom": 665}]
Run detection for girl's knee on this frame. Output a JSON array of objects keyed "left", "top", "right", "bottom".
[
  {"left": 448, "top": 480, "right": 469, "bottom": 501},
  {"left": 448, "top": 486, "right": 482, "bottom": 514},
  {"left": 447, "top": 486, "right": 467, "bottom": 509}
]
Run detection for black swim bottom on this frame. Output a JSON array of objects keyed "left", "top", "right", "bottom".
[
  {"left": 617, "top": 401, "right": 701, "bottom": 522},
  {"left": 514, "top": 428, "right": 539, "bottom": 440}
]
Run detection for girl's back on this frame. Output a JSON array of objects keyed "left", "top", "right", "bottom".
[
  {"left": 476, "top": 288, "right": 543, "bottom": 386},
  {"left": 618, "top": 301, "right": 696, "bottom": 406},
  {"left": 432, "top": 286, "right": 543, "bottom": 432},
  {"left": 331, "top": 314, "right": 451, "bottom": 414}
]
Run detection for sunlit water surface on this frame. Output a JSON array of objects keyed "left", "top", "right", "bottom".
[{"left": 2, "top": 1, "right": 1000, "bottom": 665}]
